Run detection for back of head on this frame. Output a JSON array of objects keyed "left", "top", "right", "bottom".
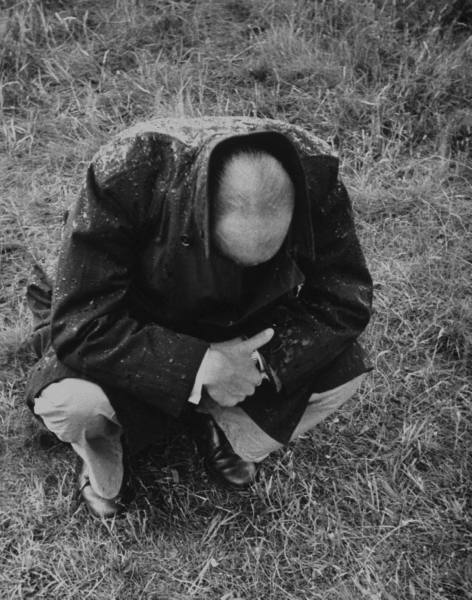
[{"left": 211, "top": 150, "right": 295, "bottom": 266}]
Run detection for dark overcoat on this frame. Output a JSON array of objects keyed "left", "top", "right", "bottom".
[{"left": 25, "top": 117, "right": 373, "bottom": 452}]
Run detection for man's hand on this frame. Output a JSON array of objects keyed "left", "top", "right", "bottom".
[{"left": 202, "top": 328, "right": 274, "bottom": 407}]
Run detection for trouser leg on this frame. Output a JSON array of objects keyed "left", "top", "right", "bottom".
[
  {"left": 33, "top": 378, "right": 123, "bottom": 499},
  {"left": 207, "top": 373, "right": 367, "bottom": 463},
  {"left": 288, "top": 373, "right": 367, "bottom": 441}
]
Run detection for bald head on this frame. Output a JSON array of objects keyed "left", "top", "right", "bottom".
[{"left": 212, "top": 151, "right": 295, "bottom": 266}]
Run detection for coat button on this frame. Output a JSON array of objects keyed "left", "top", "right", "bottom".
[{"left": 180, "top": 235, "right": 191, "bottom": 247}]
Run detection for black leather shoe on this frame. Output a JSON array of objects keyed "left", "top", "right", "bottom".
[
  {"left": 77, "top": 462, "right": 128, "bottom": 519},
  {"left": 190, "top": 412, "right": 256, "bottom": 490}
]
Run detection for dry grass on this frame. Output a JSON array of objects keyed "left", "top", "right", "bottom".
[{"left": 1, "top": 0, "right": 472, "bottom": 598}]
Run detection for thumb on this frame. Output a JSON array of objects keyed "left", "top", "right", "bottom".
[{"left": 240, "top": 328, "right": 274, "bottom": 352}]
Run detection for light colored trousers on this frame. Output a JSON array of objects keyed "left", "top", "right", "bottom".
[{"left": 34, "top": 374, "right": 365, "bottom": 499}]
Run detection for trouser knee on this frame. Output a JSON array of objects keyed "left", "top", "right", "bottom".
[{"left": 33, "top": 378, "right": 118, "bottom": 443}]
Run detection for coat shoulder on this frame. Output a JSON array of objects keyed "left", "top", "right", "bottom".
[
  {"left": 91, "top": 123, "right": 185, "bottom": 188},
  {"left": 270, "top": 121, "right": 335, "bottom": 157}
]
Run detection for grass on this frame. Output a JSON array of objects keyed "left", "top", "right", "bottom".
[{"left": 1, "top": 0, "right": 472, "bottom": 598}]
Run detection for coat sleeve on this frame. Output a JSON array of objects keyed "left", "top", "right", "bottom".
[
  {"left": 50, "top": 158, "right": 209, "bottom": 418},
  {"left": 257, "top": 168, "right": 373, "bottom": 396}
]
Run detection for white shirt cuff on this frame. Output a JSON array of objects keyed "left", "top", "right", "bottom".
[{"left": 188, "top": 349, "right": 211, "bottom": 405}]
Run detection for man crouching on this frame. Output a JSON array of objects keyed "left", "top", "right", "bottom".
[{"left": 25, "top": 117, "right": 373, "bottom": 518}]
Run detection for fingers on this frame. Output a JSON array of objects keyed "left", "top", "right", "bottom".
[
  {"left": 208, "top": 372, "right": 262, "bottom": 405},
  {"left": 207, "top": 390, "right": 245, "bottom": 407},
  {"left": 239, "top": 328, "right": 274, "bottom": 353},
  {"left": 244, "top": 369, "right": 264, "bottom": 387},
  {"left": 236, "top": 370, "right": 266, "bottom": 395},
  {"left": 227, "top": 379, "right": 256, "bottom": 397},
  {"left": 221, "top": 395, "right": 246, "bottom": 407}
]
